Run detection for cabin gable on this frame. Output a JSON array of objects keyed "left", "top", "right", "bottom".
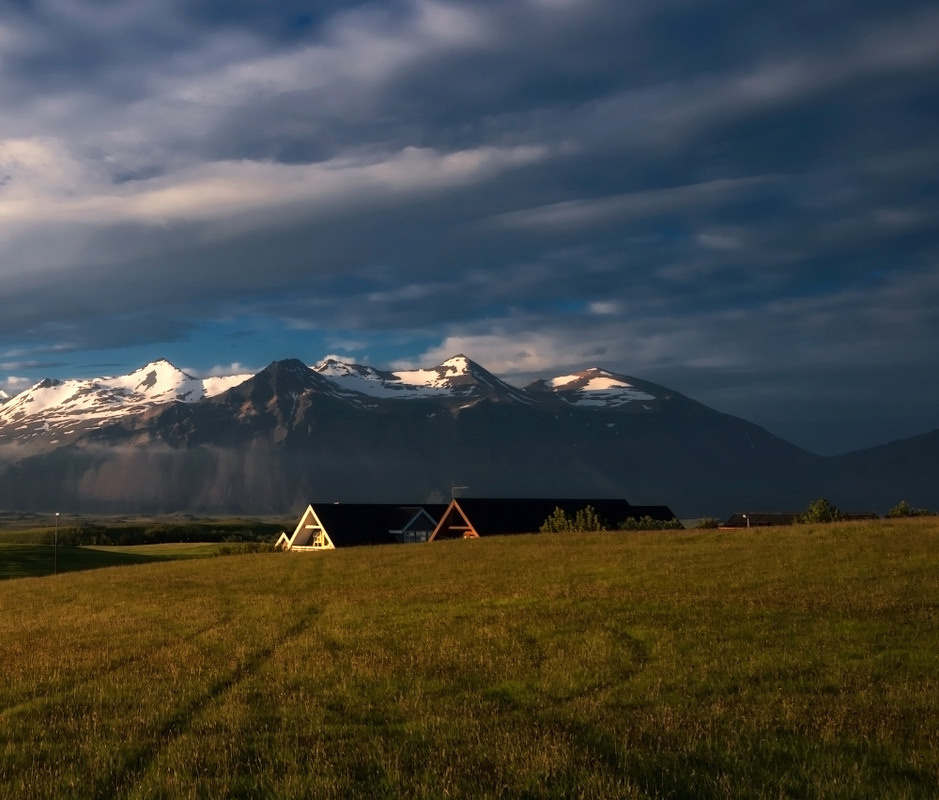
[
  {"left": 429, "top": 501, "right": 479, "bottom": 540},
  {"left": 280, "top": 504, "right": 335, "bottom": 550}
]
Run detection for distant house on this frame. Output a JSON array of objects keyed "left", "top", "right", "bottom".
[
  {"left": 721, "top": 512, "right": 799, "bottom": 528},
  {"left": 721, "top": 510, "right": 880, "bottom": 529},
  {"left": 429, "top": 497, "right": 677, "bottom": 541},
  {"left": 277, "top": 503, "right": 445, "bottom": 550}
]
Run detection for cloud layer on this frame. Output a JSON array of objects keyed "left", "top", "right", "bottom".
[{"left": 1, "top": 0, "right": 938, "bottom": 453}]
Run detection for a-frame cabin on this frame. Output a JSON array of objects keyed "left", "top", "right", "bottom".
[
  {"left": 277, "top": 505, "right": 334, "bottom": 550},
  {"left": 428, "top": 497, "right": 676, "bottom": 540},
  {"left": 278, "top": 503, "right": 445, "bottom": 550}
]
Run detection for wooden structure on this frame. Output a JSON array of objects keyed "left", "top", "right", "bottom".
[
  {"left": 277, "top": 503, "right": 445, "bottom": 550},
  {"left": 429, "top": 497, "right": 676, "bottom": 541}
]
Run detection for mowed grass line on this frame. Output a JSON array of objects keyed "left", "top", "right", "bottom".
[{"left": 0, "top": 520, "right": 937, "bottom": 799}]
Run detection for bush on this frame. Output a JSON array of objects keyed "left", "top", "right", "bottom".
[
  {"left": 887, "top": 500, "right": 935, "bottom": 518},
  {"left": 540, "top": 506, "right": 608, "bottom": 533},
  {"left": 619, "top": 516, "right": 683, "bottom": 531},
  {"left": 796, "top": 498, "right": 842, "bottom": 524},
  {"left": 215, "top": 542, "right": 281, "bottom": 556},
  {"left": 695, "top": 517, "right": 720, "bottom": 529}
]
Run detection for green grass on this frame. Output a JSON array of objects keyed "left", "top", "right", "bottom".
[
  {"left": 1, "top": 519, "right": 937, "bottom": 799},
  {"left": 0, "top": 543, "right": 222, "bottom": 580},
  {"left": 87, "top": 542, "right": 226, "bottom": 558},
  {"left": 0, "top": 513, "right": 289, "bottom": 546}
]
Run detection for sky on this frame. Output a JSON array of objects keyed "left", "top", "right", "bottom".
[{"left": 1, "top": 0, "right": 937, "bottom": 456}]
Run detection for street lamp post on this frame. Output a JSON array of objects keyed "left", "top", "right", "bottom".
[{"left": 54, "top": 512, "right": 59, "bottom": 575}]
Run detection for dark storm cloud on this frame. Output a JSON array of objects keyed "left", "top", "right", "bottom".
[{"left": 0, "top": 0, "right": 938, "bottom": 452}]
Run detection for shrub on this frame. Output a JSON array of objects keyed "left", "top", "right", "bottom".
[
  {"left": 887, "top": 500, "right": 935, "bottom": 518},
  {"left": 540, "top": 507, "right": 572, "bottom": 533},
  {"left": 215, "top": 542, "right": 281, "bottom": 556},
  {"left": 574, "top": 506, "right": 607, "bottom": 532},
  {"left": 619, "top": 516, "right": 683, "bottom": 531},
  {"left": 540, "top": 506, "right": 608, "bottom": 533},
  {"left": 796, "top": 497, "right": 842, "bottom": 524}
]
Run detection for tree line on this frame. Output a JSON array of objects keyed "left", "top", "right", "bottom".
[
  {"left": 797, "top": 497, "right": 935, "bottom": 524},
  {"left": 539, "top": 506, "right": 682, "bottom": 533}
]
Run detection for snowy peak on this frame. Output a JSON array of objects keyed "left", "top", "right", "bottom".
[
  {"left": 0, "top": 359, "right": 251, "bottom": 446},
  {"left": 111, "top": 359, "right": 205, "bottom": 403},
  {"left": 534, "top": 368, "right": 658, "bottom": 408},
  {"left": 436, "top": 354, "right": 479, "bottom": 376},
  {"left": 425, "top": 354, "right": 498, "bottom": 388},
  {"left": 312, "top": 356, "right": 441, "bottom": 399},
  {"left": 314, "top": 356, "right": 385, "bottom": 380},
  {"left": 0, "top": 354, "right": 670, "bottom": 450},
  {"left": 427, "top": 354, "right": 534, "bottom": 403},
  {"left": 313, "top": 354, "right": 531, "bottom": 404},
  {"left": 314, "top": 357, "right": 400, "bottom": 391},
  {"left": 391, "top": 354, "right": 492, "bottom": 394}
]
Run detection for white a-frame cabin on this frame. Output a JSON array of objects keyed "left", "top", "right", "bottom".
[
  {"left": 276, "top": 505, "right": 334, "bottom": 550},
  {"left": 276, "top": 503, "right": 446, "bottom": 550}
]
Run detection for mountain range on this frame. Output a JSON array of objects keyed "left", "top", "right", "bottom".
[{"left": 1, "top": 355, "right": 936, "bottom": 519}]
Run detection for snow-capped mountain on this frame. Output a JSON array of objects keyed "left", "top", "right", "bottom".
[
  {"left": 0, "top": 353, "right": 679, "bottom": 464},
  {"left": 528, "top": 368, "right": 659, "bottom": 408},
  {"left": 0, "top": 356, "right": 661, "bottom": 445},
  {"left": 313, "top": 354, "right": 533, "bottom": 404},
  {"left": 0, "top": 359, "right": 251, "bottom": 446},
  {"left": 1, "top": 353, "right": 936, "bottom": 518}
]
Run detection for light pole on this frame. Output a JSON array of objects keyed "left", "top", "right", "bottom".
[{"left": 54, "top": 512, "right": 59, "bottom": 575}]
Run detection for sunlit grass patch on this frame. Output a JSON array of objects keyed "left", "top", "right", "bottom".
[{"left": 0, "top": 520, "right": 937, "bottom": 798}]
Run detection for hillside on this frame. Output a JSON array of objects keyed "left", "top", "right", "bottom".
[{"left": 0, "top": 355, "right": 936, "bottom": 517}]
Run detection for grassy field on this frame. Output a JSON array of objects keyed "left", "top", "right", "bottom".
[
  {"left": 0, "top": 542, "right": 222, "bottom": 580},
  {"left": 0, "top": 512, "right": 289, "bottom": 547},
  {"left": 0, "top": 519, "right": 937, "bottom": 799}
]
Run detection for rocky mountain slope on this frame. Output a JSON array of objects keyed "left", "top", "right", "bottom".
[
  {"left": 0, "top": 360, "right": 251, "bottom": 451},
  {"left": 0, "top": 355, "right": 934, "bottom": 518}
]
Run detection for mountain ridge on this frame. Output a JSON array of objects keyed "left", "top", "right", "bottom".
[
  {"left": 0, "top": 354, "right": 691, "bottom": 446},
  {"left": 0, "top": 355, "right": 935, "bottom": 517}
]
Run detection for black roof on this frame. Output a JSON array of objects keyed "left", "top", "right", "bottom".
[
  {"left": 434, "top": 497, "right": 676, "bottom": 538},
  {"left": 311, "top": 503, "right": 446, "bottom": 547},
  {"left": 722, "top": 512, "right": 799, "bottom": 528},
  {"left": 629, "top": 504, "right": 679, "bottom": 521},
  {"left": 723, "top": 511, "right": 879, "bottom": 528}
]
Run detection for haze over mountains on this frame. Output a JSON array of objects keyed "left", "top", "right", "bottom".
[{"left": 0, "top": 355, "right": 935, "bottom": 519}]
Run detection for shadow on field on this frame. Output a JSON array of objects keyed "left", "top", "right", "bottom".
[
  {"left": 87, "top": 605, "right": 323, "bottom": 800},
  {"left": 0, "top": 544, "right": 173, "bottom": 580}
]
